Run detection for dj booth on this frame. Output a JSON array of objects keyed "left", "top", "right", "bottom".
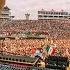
[{"left": 45, "top": 56, "right": 69, "bottom": 70}]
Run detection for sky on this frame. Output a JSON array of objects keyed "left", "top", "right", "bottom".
[{"left": 6, "top": 0, "right": 70, "bottom": 19}]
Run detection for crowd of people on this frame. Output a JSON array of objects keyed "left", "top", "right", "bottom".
[
  {"left": 0, "top": 19, "right": 70, "bottom": 39},
  {"left": 0, "top": 19, "right": 70, "bottom": 60},
  {"left": 0, "top": 38, "right": 53, "bottom": 61},
  {"left": 0, "top": 38, "right": 70, "bottom": 60}
]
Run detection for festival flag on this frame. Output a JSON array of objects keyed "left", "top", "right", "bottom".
[
  {"left": 31, "top": 47, "right": 36, "bottom": 56},
  {"left": 50, "top": 47, "right": 57, "bottom": 56},
  {"left": 45, "top": 44, "right": 57, "bottom": 56},
  {"left": 45, "top": 45, "right": 50, "bottom": 52},
  {"left": 34, "top": 49, "right": 43, "bottom": 58}
]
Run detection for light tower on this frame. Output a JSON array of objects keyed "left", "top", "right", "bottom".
[{"left": 25, "top": 13, "right": 30, "bottom": 20}]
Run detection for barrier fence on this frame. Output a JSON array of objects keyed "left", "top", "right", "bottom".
[{"left": 0, "top": 64, "right": 61, "bottom": 70}]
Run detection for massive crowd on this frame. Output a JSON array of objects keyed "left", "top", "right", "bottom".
[
  {"left": 0, "top": 39, "right": 48, "bottom": 59},
  {"left": 0, "top": 38, "right": 70, "bottom": 60},
  {"left": 0, "top": 19, "right": 70, "bottom": 60},
  {"left": 0, "top": 19, "right": 70, "bottom": 39}
]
